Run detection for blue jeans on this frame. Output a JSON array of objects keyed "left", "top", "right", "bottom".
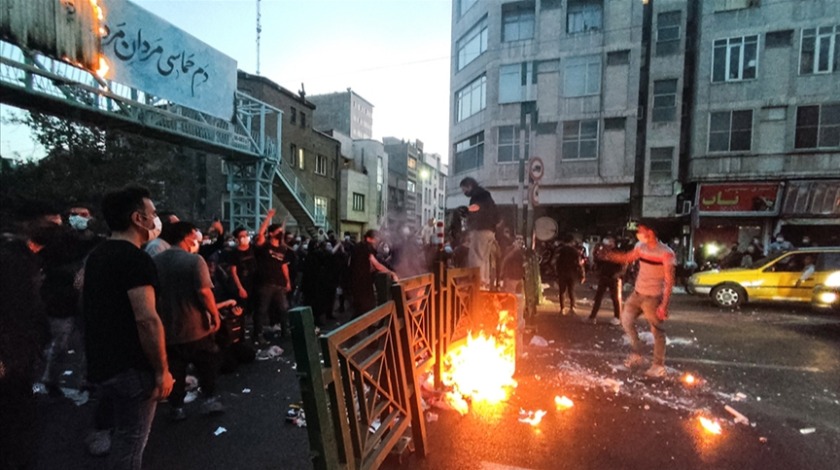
[{"left": 99, "top": 368, "right": 157, "bottom": 470}]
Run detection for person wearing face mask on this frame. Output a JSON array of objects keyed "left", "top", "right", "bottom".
[
  {"left": 227, "top": 227, "right": 258, "bottom": 325},
  {"left": 143, "top": 211, "right": 178, "bottom": 256},
  {"left": 82, "top": 186, "right": 173, "bottom": 469},
  {"left": 253, "top": 209, "right": 292, "bottom": 343},
  {"left": 151, "top": 222, "right": 224, "bottom": 421},
  {"left": 768, "top": 233, "right": 794, "bottom": 256},
  {"left": 601, "top": 220, "right": 675, "bottom": 378}
]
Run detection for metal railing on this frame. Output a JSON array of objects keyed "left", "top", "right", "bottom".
[{"left": 290, "top": 264, "right": 493, "bottom": 469}]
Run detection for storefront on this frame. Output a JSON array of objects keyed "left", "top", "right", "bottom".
[
  {"left": 777, "top": 179, "right": 840, "bottom": 246},
  {"left": 691, "top": 182, "right": 783, "bottom": 263}
]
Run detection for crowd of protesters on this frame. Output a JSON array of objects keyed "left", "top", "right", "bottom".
[{"left": 0, "top": 185, "right": 461, "bottom": 469}]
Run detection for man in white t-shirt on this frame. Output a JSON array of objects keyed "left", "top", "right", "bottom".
[{"left": 603, "top": 220, "right": 676, "bottom": 378}]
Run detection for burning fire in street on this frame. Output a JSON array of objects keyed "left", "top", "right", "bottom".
[
  {"left": 698, "top": 416, "right": 722, "bottom": 435},
  {"left": 554, "top": 395, "right": 574, "bottom": 409},
  {"left": 440, "top": 309, "right": 517, "bottom": 414}
]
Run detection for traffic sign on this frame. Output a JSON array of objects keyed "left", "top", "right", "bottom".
[
  {"left": 528, "top": 157, "right": 544, "bottom": 181},
  {"left": 529, "top": 183, "right": 540, "bottom": 206}
]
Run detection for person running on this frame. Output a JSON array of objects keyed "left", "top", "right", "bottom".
[{"left": 602, "top": 220, "right": 675, "bottom": 378}]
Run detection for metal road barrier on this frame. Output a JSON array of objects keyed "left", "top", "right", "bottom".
[{"left": 290, "top": 264, "right": 482, "bottom": 469}]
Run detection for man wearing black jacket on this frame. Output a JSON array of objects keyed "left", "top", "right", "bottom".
[
  {"left": 460, "top": 177, "right": 498, "bottom": 287},
  {"left": 587, "top": 236, "right": 625, "bottom": 324}
]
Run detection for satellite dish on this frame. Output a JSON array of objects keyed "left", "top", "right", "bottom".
[{"left": 534, "top": 217, "right": 558, "bottom": 241}]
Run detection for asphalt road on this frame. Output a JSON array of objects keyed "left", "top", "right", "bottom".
[{"left": 32, "top": 287, "right": 840, "bottom": 470}]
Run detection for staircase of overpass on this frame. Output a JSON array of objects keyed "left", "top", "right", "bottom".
[{"left": 0, "top": 39, "right": 321, "bottom": 232}]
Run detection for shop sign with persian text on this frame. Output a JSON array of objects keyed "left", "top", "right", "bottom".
[{"left": 696, "top": 183, "right": 782, "bottom": 216}]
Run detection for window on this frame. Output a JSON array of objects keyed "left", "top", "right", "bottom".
[
  {"left": 454, "top": 132, "right": 484, "bottom": 173},
  {"left": 709, "top": 110, "right": 753, "bottom": 152},
  {"left": 408, "top": 157, "right": 417, "bottom": 169},
  {"left": 712, "top": 35, "right": 758, "bottom": 82},
  {"left": 290, "top": 107, "right": 297, "bottom": 124},
  {"left": 457, "top": 0, "right": 478, "bottom": 17},
  {"left": 352, "top": 193, "right": 365, "bottom": 212},
  {"left": 314, "top": 196, "right": 327, "bottom": 225},
  {"left": 562, "top": 120, "right": 599, "bottom": 160},
  {"left": 497, "top": 125, "right": 528, "bottom": 163},
  {"left": 652, "top": 79, "right": 678, "bottom": 122},
  {"left": 297, "top": 147, "right": 305, "bottom": 170},
  {"left": 567, "top": 0, "right": 602, "bottom": 34},
  {"left": 502, "top": 3, "right": 535, "bottom": 42},
  {"left": 407, "top": 181, "right": 416, "bottom": 192},
  {"left": 656, "top": 11, "right": 681, "bottom": 56},
  {"left": 499, "top": 62, "right": 534, "bottom": 103},
  {"left": 315, "top": 155, "right": 328, "bottom": 175},
  {"left": 457, "top": 16, "right": 488, "bottom": 71},
  {"left": 800, "top": 26, "right": 840, "bottom": 74},
  {"left": 564, "top": 55, "right": 601, "bottom": 97},
  {"left": 301, "top": 112, "right": 306, "bottom": 128},
  {"left": 456, "top": 75, "right": 486, "bottom": 122},
  {"left": 289, "top": 144, "right": 296, "bottom": 166},
  {"left": 795, "top": 104, "right": 840, "bottom": 149},
  {"left": 650, "top": 147, "right": 673, "bottom": 176}
]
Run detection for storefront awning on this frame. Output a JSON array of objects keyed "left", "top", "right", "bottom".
[{"left": 782, "top": 180, "right": 840, "bottom": 217}]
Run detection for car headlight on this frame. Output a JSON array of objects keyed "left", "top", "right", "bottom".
[
  {"left": 824, "top": 271, "right": 840, "bottom": 288},
  {"left": 818, "top": 291, "right": 838, "bottom": 304}
]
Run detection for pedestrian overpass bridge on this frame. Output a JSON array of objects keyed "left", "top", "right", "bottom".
[{"left": 0, "top": 39, "right": 319, "bottom": 232}]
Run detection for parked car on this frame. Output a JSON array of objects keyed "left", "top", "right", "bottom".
[
  {"left": 686, "top": 247, "right": 840, "bottom": 308},
  {"left": 811, "top": 271, "right": 840, "bottom": 312}
]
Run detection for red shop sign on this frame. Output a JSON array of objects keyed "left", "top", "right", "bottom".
[{"left": 696, "top": 183, "right": 782, "bottom": 216}]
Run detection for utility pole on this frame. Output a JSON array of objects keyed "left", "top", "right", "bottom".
[{"left": 256, "top": 0, "right": 262, "bottom": 75}]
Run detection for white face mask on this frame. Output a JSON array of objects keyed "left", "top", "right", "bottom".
[
  {"left": 227, "top": 240, "right": 237, "bottom": 248},
  {"left": 239, "top": 236, "right": 251, "bottom": 246},
  {"left": 146, "top": 216, "right": 162, "bottom": 241},
  {"left": 68, "top": 215, "right": 90, "bottom": 231}
]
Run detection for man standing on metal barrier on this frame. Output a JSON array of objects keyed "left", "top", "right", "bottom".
[
  {"left": 459, "top": 177, "right": 498, "bottom": 287},
  {"left": 602, "top": 220, "right": 675, "bottom": 378}
]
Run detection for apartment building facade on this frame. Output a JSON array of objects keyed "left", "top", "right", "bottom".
[
  {"left": 309, "top": 89, "right": 374, "bottom": 140},
  {"left": 447, "top": 0, "right": 649, "bottom": 237},
  {"left": 688, "top": 0, "right": 840, "bottom": 251},
  {"left": 448, "top": 0, "right": 839, "bottom": 254},
  {"left": 384, "top": 137, "right": 423, "bottom": 231},
  {"left": 418, "top": 152, "right": 448, "bottom": 227}
]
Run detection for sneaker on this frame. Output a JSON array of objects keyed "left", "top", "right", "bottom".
[
  {"left": 582, "top": 316, "right": 597, "bottom": 324},
  {"left": 84, "top": 430, "right": 111, "bottom": 456},
  {"left": 199, "top": 396, "right": 225, "bottom": 415},
  {"left": 624, "top": 354, "right": 645, "bottom": 369},
  {"left": 170, "top": 407, "right": 187, "bottom": 422},
  {"left": 645, "top": 365, "right": 667, "bottom": 378},
  {"left": 610, "top": 318, "right": 622, "bottom": 326}
]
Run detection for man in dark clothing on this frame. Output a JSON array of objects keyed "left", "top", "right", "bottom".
[
  {"left": 254, "top": 211, "right": 292, "bottom": 342},
  {"left": 82, "top": 185, "right": 173, "bottom": 470},
  {"left": 554, "top": 234, "right": 584, "bottom": 315},
  {"left": 587, "top": 236, "right": 625, "bottom": 325},
  {"left": 460, "top": 177, "right": 498, "bottom": 286},
  {"left": 153, "top": 222, "right": 224, "bottom": 420},
  {"left": 348, "top": 230, "right": 398, "bottom": 318},
  {"left": 228, "top": 226, "right": 258, "bottom": 331}
]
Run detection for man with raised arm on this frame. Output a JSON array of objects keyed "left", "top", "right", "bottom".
[{"left": 600, "top": 220, "right": 675, "bottom": 378}]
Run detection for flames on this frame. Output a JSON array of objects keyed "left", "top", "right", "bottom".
[{"left": 440, "top": 310, "right": 517, "bottom": 413}]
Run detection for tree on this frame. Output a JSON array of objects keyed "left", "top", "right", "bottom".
[{"left": 0, "top": 112, "right": 202, "bottom": 229}]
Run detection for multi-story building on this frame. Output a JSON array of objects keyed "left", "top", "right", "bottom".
[
  {"left": 447, "top": 0, "right": 840, "bottom": 257},
  {"left": 447, "top": 0, "right": 649, "bottom": 237},
  {"left": 237, "top": 72, "right": 341, "bottom": 234},
  {"left": 308, "top": 89, "right": 374, "bottom": 140},
  {"left": 384, "top": 137, "right": 423, "bottom": 230},
  {"left": 687, "top": 0, "right": 840, "bottom": 252},
  {"left": 418, "top": 152, "right": 448, "bottom": 226},
  {"left": 328, "top": 130, "right": 389, "bottom": 238}
]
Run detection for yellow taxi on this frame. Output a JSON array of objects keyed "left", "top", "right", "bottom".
[{"left": 686, "top": 247, "right": 840, "bottom": 308}]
